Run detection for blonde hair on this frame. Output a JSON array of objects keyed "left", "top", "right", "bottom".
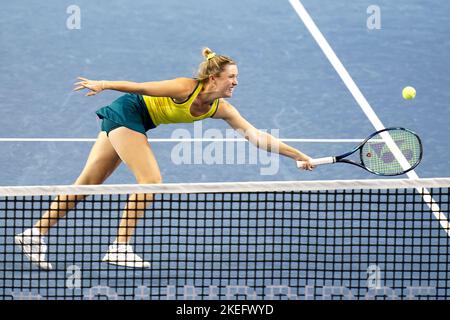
[{"left": 196, "top": 47, "right": 236, "bottom": 83}]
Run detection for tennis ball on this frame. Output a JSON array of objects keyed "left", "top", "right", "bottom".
[{"left": 402, "top": 86, "right": 416, "bottom": 100}]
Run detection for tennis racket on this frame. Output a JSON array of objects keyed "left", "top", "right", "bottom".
[{"left": 297, "top": 127, "right": 423, "bottom": 176}]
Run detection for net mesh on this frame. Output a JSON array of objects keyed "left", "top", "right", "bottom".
[{"left": 0, "top": 178, "right": 449, "bottom": 300}]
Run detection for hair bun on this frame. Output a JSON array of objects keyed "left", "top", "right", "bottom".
[{"left": 202, "top": 47, "right": 214, "bottom": 59}]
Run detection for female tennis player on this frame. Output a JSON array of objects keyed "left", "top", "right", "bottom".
[{"left": 15, "top": 48, "right": 314, "bottom": 270}]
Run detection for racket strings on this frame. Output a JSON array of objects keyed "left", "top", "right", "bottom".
[{"left": 361, "top": 129, "right": 421, "bottom": 175}]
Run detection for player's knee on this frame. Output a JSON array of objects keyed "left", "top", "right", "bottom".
[
  {"left": 75, "top": 171, "right": 107, "bottom": 185},
  {"left": 76, "top": 159, "right": 117, "bottom": 185},
  {"left": 136, "top": 174, "right": 163, "bottom": 185}
]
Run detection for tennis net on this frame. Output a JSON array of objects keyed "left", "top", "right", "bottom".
[{"left": 0, "top": 178, "right": 449, "bottom": 300}]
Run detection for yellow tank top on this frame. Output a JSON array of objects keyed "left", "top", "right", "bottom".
[{"left": 142, "top": 81, "right": 219, "bottom": 127}]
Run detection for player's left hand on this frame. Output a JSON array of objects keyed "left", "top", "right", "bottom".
[{"left": 74, "top": 77, "right": 105, "bottom": 96}]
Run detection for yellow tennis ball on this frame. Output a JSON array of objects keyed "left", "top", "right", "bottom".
[{"left": 402, "top": 86, "right": 416, "bottom": 100}]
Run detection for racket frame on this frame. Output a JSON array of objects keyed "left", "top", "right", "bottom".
[{"left": 297, "top": 127, "right": 423, "bottom": 176}]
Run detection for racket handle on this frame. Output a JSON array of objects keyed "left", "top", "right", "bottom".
[{"left": 296, "top": 157, "right": 335, "bottom": 168}]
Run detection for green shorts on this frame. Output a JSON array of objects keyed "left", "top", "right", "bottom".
[{"left": 96, "top": 94, "right": 156, "bottom": 136}]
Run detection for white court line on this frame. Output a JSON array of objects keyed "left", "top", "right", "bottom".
[
  {"left": 289, "top": 0, "right": 450, "bottom": 236},
  {"left": 0, "top": 138, "right": 363, "bottom": 143}
]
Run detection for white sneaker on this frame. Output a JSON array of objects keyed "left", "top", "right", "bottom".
[
  {"left": 102, "top": 243, "right": 150, "bottom": 268},
  {"left": 15, "top": 228, "right": 53, "bottom": 270}
]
